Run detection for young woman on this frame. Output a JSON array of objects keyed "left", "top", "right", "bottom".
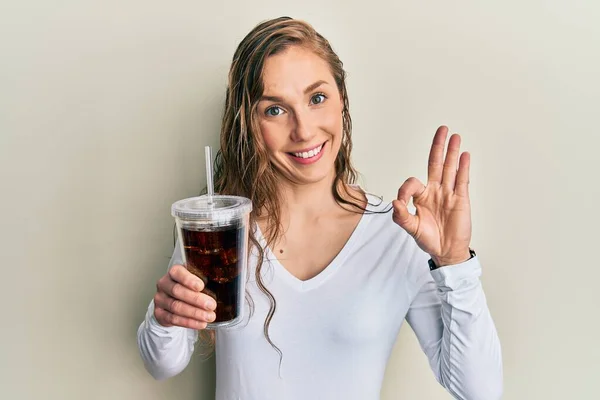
[{"left": 138, "top": 17, "right": 503, "bottom": 400}]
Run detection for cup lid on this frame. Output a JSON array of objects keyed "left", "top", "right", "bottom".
[{"left": 171, "top": 195, "right": 252, "bottom": 221}]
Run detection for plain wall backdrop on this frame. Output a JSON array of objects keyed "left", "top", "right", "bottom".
[{"left": 1, "top": 1, "right": 599, "bottom": 399}]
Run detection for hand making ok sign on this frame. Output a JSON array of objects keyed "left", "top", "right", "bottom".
[{"left": 392, "top": 125, "right": 473, "bottom": 267}]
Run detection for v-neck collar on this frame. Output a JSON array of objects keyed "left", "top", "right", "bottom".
[{"left": 255, "top": 192, "right": 376, "bottom": 292}]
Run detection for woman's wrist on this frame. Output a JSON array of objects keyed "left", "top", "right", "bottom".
[{"left": 429, "top": 248, "right": 476, "bottom": 270}]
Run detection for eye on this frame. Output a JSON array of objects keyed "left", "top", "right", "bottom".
[
  {"left": 265, "top": 106, "right": 285, "bottom": 117},
  {"left": 310, "top": 93, "right": 327, "bottom": 105}
]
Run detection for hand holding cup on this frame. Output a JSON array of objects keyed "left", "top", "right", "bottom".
[{"left": 153, "top": 264, "right": 218, "bottom": 330}]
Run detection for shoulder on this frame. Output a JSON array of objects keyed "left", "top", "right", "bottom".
[
  {"left": 360, "top": 191, "right": 431, "bottom": 284},
  {"left": 361, "top": 191, "right": 396, "bottom": 232},
  {"left": 357, "top": 191, "right": 410, "bottom": 253}
]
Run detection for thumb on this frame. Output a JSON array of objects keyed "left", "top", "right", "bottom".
[{"left": 392, "top": 199, "right": 419, "bottom": 237}]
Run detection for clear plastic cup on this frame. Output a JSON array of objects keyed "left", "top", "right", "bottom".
[{"left": 171, "top": 195, "right": 252, "bottom": 329}]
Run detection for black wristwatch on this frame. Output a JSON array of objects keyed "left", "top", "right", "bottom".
[{"left": 428, "top": 248, "right": 476, "bottom": 271}]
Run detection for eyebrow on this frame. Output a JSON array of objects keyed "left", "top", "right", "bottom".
[{"left": 260, "top": 80, "right": 329, "bottom": 103}]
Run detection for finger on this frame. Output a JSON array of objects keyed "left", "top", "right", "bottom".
[
  {"left": 159, "top": 276, "right": 217, "bottom": 311},
  {"left": 455, "top": 151, "right": 471, "bottom": 197},
  {"left": 394, "top": 177, "right": 425, "bottom": 236},
  {"left": 169, "top": 264, "right": 204, "bottom": 292},
  {"left": 392, "top": 199, "right": 420, "bottom": 237},
  {"left": 442, "top": 133, "right": 462, "bottom": 190},
  {"left": 153, "top": 306, "right": 173, "bottom": 327},
  {"left": 154, "top": 291, "right": 216, "bottom": 323},
  {"left": 427, "top": 125, "right": 449, "bottom": 184},
  {"left": 397, "top": 177, "right": 426, "bottom": 205},
  {"left": 154, "top": 306, "right": 208, "bottom": 330}
]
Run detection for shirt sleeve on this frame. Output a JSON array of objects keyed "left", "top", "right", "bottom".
[
  {"left": 405, "top": 244, "right": 503, "bottom": 400},
  {"left": 136, "top": 239, "right": 199, "bottom": 380}
]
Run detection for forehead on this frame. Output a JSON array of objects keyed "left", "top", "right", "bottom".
[{"left": 261, "top": 46, "right": 334, "bottom": 95}]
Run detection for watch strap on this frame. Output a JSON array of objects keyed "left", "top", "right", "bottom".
[{"left": 428, "top": 248, "right": 476, "bottom": 271}]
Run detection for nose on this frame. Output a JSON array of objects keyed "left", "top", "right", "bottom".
[{"left": 290, "top": 109, "right": 316, "bottom": 143}]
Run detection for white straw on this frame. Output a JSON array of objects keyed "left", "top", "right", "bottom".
[{"left": 205, "top": 146, "right": 214, "bottom": 204}]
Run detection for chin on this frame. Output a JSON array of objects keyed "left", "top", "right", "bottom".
[
  {"left": 284, "top": 159, "right": 337, "bottom": 186},
  {"left": 296, "top": 170, "right": 333, "bottom": 185}
]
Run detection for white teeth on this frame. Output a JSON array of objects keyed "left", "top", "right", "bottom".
[{"left": 293, "top": 144, "right": 323, "bottom": 159}]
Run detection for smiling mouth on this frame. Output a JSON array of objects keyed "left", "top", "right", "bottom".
[{"left": 287, "top": 142, "right": 326, "bottom": 159}]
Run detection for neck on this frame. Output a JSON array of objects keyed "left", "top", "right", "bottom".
[{"left": 278, "top": 168, "right": 340, "bottom": 219}]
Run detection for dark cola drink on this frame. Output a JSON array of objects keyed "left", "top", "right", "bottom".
[
  {"left": 172, "top": 195, "right": 252, "bottom": 328},
  {"left": 181, "top": 224, "right": 245, "bottom": 323}
]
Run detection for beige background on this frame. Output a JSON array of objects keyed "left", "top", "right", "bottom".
[{"left": 1, "top": 1, "right": 599, "bottom": 399}]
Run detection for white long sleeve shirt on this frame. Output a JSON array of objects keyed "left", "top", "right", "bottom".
[{"left": 137, "top": 193, "right": 503, "bottom": 399}]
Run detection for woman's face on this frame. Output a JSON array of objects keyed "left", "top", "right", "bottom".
[{"left": 257, "top": 45, "right": 344, "bottom": 186}]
